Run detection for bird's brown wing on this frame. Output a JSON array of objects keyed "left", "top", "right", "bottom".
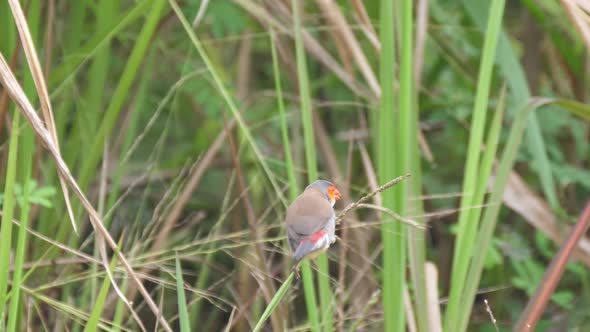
[{"left": 285, "top": 189, "right": 334, "bottom": 251}]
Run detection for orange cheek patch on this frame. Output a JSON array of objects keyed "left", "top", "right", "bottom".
[{"left": 329, "top": 186, "right": 342, "bottom": 200}]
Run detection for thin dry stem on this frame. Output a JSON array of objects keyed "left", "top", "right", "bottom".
[
  {"left": 561, "top": 0, "right": 590, "bottom": 52},
  {"left": 234, "top": 0, "right": 372, "bottom": 98},
  {"left": 192, "top": 0, "right": 210, "bottom": 28},
  {"left": 349, "top": 0, "right": 380, "bottom": 51},
  {"left": 0, "top": 52, "right": 173, "bottom": 332},
  {"left": 335, "top": 173, "right": 411, "bottom": 224},
  {"left": 404, "top": 286, "right": 417, "bottom": 332},
  {"left": 225, "top": 113, "right": 282, "bottom": 331},
  {"left": 484, "top": 298, "right": 499, "bottom": 332},
  {"left": 355, "top": 203, "right": 424, "bottom": 229},
  {"left": 425, "top": 262, "right": 443, "bottom": 332},
  {"left": 8, "top": 0, "right": 77, "bottom": 234},
  {"left": 316, "top": 0, "right": 381, "bottom": 97}
]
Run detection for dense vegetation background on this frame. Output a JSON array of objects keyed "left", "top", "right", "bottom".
[{"left": 1, "top": 0, "right": 590, "bottom": 331}]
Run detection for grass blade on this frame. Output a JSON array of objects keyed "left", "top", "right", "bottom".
[
  {"left": 175, "top": 254, "right": 191, "bottom": 332},
  {"left": 49, "top": 0, "right": 151, "bottom": 90},
  {"left": 292, "top": 1, "right": 326, "bottom": 330},
  {"left": 78, "top": 0, "right": 167, "bottom": 193},
  {"left": 463, "top": 0, "right": 559, "bottom": 210},
  {"left": 378, "top": 0, "right": 406, "bottom": 331},
  {"left": 167, "top": 0, "right": 286, "bottom": 206},
  {"left": 84, "top": 238, "right": 123, "bottom": 332},
  {"left": 0, "top": 49, "right": 174, "bottom": 332},
  {"left": 457, "top": 103, "right": 532, "bottom": 331},
  {"left": 0, "top": 112, "right": 20, "bottom": 327},
  {"left": 396, "top": 0, "right": 431, "bottom": 330},
  {"left": 270, "top": 28, "right": 298, "bottom": 201},
  {"left": 6, "top": 1, "right": 39, "bottom": 329},
  {"left": 253, "top": 273, "right": 296, "bottom": 332},
  {"left": 445, "top": 0, "right": 506, "bottom": 329}
]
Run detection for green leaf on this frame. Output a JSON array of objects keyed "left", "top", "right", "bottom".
[{"left": 551, "top": 291, "right": 574, "bottom": 310}]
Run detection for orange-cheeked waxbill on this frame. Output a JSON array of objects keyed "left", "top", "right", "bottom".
[{"left": 285, "top": 180, "right": 342, "bottom": 263}]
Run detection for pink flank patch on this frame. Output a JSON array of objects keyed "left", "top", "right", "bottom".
[{"left": 309, "top": 230, "right": 326, "bottom": 243}]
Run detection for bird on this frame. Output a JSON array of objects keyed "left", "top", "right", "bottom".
[{"left": 285, "top": 180, "right": 342, "bottom": 272}]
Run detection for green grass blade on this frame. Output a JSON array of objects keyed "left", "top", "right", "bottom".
[
  {"left": 397, "top": 0, "right": 429, "bottom": 330},
  {"left": 111, "top": 279, "right": 128, "bottom": 332},
  {"left": 84, "top": 238, "right": 122, "bottom": 332},
  {"left": 445, "top": 0, "right": 506, "bottom": 329},
  {"left": 79, "top": 0, "right": 118, "bottom": 317},
  {"left": 378, "top": 0, "right": 405, "bottom": 331},
  {"left": 465, "top": 86, "right": 507, "bottom": 246},
  {"left": 175, "top": 254, "right": 191, "bottom": 332},
  {"left": 463, "top": 0, "right": 558, "bottom": 210},
  {"left": 104, "top": 49, "right": 153, "bottom": 228},
  {"left": 540, "top": 98, "right": 590, "bottom": 121},
  {"left": 7, "top": 134, "right": 33, "bottom": 332},
  {"left": 271, "top": 26, "right": 300, "bottom": 331},
  {"left": 447, "top": 88, "right": 506, "bottom": 330},
  {"left": 63, "top": 0, "right": 87, "bottom": 52},
  {"left": 77, "top": 0, "right": 167, "bottom": 193},
  {"left": 0, "top": 1, "right": 16, "bottom": 55},
  {"left": 292, "top": 0, "right": 326, "bottom": 330},
  {"left": 84, "top": 0, "right": 118, "bottom": 137},
  {"left": 270, "top": 28, "right": 298, "bottom": 200},
  {"left": 49, "top": 0, "right": 151, "bottom": 90},
  {"left": 167, "top": 0, "right": 286, "bottom": 207},
  {"left": 457, "top": 103, "right": 532, "bottom": 331},
  {"left": 7, "top": 2, "right": 39, "bottom": 329},
  {"left": 253, "top": 273, "right": 295, "bottom": 332},
  {"left": 0, "top": 112, "right": 20, "bottom": 326},
  {"left": 293, "top": 1, "right": 317, "bottom": 183}
]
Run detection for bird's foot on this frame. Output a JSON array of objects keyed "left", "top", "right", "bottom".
[{"left": 291, "top": 265, "right": 301, "bottom": 280}]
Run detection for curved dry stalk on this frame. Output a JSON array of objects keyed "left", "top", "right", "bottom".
[
  {"left": 514, "top": 199, "right": 590, "bottom": 331},
  {"left": 354, "top": 203, "right": 424, "bottom": 229},
  {"left": 316, "top": 0, "right": 381, "bottom": 97},
  {"left": 335, "top": 173, "right": 411, "bottom": 224},
  {"left": 0, "top": 52, "right": 173, "bottom": 332},
  {"left": 561, "top": 0, "right": 590, "bottom": 52},
  {"left": 233, "top": 0, "right": 372, "bottom": 98},
  {"left": 7, "top": 0, "right": 77, "bottom": 234}
]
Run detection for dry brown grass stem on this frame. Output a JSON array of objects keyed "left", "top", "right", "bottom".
[
  {"left": 484, "top": 299, "right": 499, "bottom": 332},
  {"left": 349, "top": 0, "right": 379, "bottom": 51},
  {"left": 404, "top": 286, "right": 417, "bottom": 332},
  {"left": 560, "top": 0, "right": 590, "bottom": 52},
  {"left": 354, "top": 203, "right": 424, "bottom": 229},
  {"left": 234, "top": 0, "right": 371, "bottom": 98},
  {"left": 346, "top": 289, "right": 380, "bottom": 332},
  {"left": 0, "top": 51, "right": 173, "bottom": 332},
  {"left": 123, "top": 117, "right": 236, "bottom": 313},
  {"left": 336, "top": 137, "right": 355, "bottom": 332},
  {"left": 515, "top": 199, "right": 590, "bottom": 331},
  {"left": 425, "top": 262, "right": 443, "bottom": 332},
  {"left": 335, "top": 173, "right": 411, "bottom": 224},
  {"left": 503, "top": 171, "right": 590, "bottom": 267},
  {"left": 7, "top": 0, "right": 77, "bottom": 234},
  {"left": 192, "top": 0, "right": 210, "bottom": 28},
  {"left": 225, "top": 113, "right": 282, "bottom": 331},
  {"left": 312, "top": 109, "right": 377, "bottom": 307},
  {"left": 316, "top": 0, "right": 381, "bottom": 97}
]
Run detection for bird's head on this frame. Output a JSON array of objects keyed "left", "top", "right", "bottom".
[{"left": 306, "top": 180, "right": 342, "bottom": 206}]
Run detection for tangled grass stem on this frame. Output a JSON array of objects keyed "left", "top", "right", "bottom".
[{"left": 335, "top": 173, "right": 411, "bottom": 224}]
